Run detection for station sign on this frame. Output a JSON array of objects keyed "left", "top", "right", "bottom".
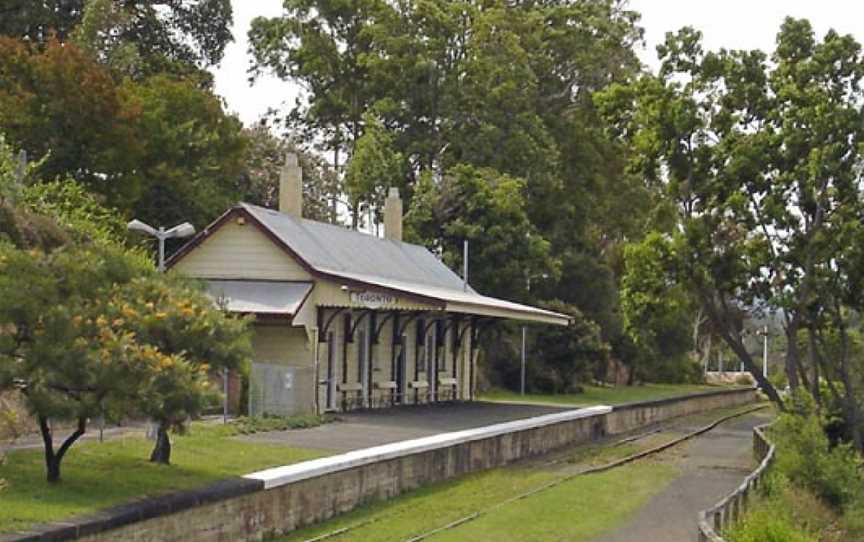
[{"left": 350, "top": 291, "right": 396, "bottom": 309}]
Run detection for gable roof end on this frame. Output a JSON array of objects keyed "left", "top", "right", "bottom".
[{"left": 168, "top": 204, "right": 571, "bottom": 326}]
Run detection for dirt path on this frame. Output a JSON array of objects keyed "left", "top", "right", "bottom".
[{"left": 595, "top": 409, "right": 773, "bottom": 542}]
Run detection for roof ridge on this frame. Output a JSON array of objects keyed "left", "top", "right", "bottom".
[{"left": 238, "top": 202, "right": 429, "bottom": 250}]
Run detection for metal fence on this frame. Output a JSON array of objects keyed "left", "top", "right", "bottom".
[
  {"left": 248, "top": 363, "right": 315, "bottom": 417},
  {"left": 697, "top": 422, "right": 776, "bottom": 542}
]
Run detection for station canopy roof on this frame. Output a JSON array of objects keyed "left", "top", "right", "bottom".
[
  {"left": 204, "top": 279, "right": 312, "bottom": 317},
  {"left": 173, "top": 203, "right": 571, "bottom": 326}
]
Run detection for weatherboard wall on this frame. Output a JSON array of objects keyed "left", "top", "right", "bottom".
[
  {"left": 172, "top": 220, "right": 312, "bottom": 281},
  {"left": 6, "top": 388, "right": 758, "bottom": 542}
]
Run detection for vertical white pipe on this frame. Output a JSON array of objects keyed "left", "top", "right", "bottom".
[
  {"left": 157, "top": 227, "right": 166, "bottom": 272},
  {"left": 521, "top": 326, "right": 527, "bottom": 395},
  {"left": 463, "top": 240, "right": 469, "bottom": 292}
]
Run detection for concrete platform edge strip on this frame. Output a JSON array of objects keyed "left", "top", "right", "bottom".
[{"left": 244, "top": 405, "right": 613, "bottom": 489}]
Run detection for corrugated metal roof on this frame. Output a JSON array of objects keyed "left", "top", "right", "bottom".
[
  {"left": 239, "top": 203, "right": 570, "bottom": 326},
  {"left": 241, "top": 203, "right": 472, "bottom": 293},
  {"left": 204, "top": 279, "right": 312, "bottom": 316}
]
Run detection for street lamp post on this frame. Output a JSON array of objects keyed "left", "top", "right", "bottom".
[
  {"left": 756, "top": 325, "right": 769, "bottom": 378},
  {"left": 127, "top": 219, "right": 196, "bottom": 271},
  {"left": 127, "top": 219, "right": 197, "bottom": 434},
  {"left": 520, "top": 273, "right": 548, "bottom": 396}
]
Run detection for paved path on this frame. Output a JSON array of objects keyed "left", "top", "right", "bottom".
[
  {"left": 596, "top": 408, "right": 773, "bottom": 542},
  {"left": 240, "top": 401, "right": 570, "bottom": 452}
]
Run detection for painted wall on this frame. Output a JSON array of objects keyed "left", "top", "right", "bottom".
[
  {"left": 173, "top": 221, "right": 311, "bottom": 281},
  {"left": 170, "top": 218, "right": 474, "bottom": 416}
]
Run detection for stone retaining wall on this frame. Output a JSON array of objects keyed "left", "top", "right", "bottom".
[{"left": 2, "top": 388, "right": 757, "bottom": 542}]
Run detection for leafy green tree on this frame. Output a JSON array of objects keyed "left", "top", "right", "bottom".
[
  {"left": 120, "top": 74, "right": 247, "bottom": 228},
  {"left": 250, "top": 1, "right": 647, "bottom": 373},
  {"left": 0, "top": 236, "right": 250, "bottom": 479},
  {"left": 344, "top": 113, "right": 404, "bottom": 229},
  {"left": 0, "top": 0, "right": 233, "bottom": 74},
  {"left": 621, "top": 234, "right": 698, "bottom": 383},
  {"left": 597, "top": 19, "right": 864, "bottom": 432},
  {"left": 237, "top": 125, "right": 343, "bottom": 224},
  {"left": 529, "top": 301, "right": 610, "bottom": 393},
  {"left": 0, "top": 39, "right": 248, "bottom": 229},
  {"left": 70, "top": 0, "right": 141, "bottom": 77},
  {"left": 249, "top": 0, "right": 391, "bottom": 167},
  {"left": 102, "top": 276, "right": 251, "bottom": 464},
  {"left": 0, "top": 141, "right": 251, "bottom": 479},
  {"left": 406, "top": 164, "right": 555, "bottom": 300}
]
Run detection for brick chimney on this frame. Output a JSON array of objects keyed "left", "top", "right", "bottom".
[
  {"left": 279, "top": 153, "right": 302, "bottom": 217},
  {"left": 384, "top": 187, "right": 403, "bottom": 241}
]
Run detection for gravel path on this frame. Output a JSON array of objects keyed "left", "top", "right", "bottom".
[{"left": 595, "top": 409, "right": 773, "bottom": 542}]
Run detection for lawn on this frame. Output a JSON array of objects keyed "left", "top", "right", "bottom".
[
  {"left": 480, "top": 382, "right": 724, "bottom": 407},
  {"left": 276, "top": 437, "right": 680, "bottom": 542},
  {"left": 0, "top": 421, "right": 328, "bottom": 533}
]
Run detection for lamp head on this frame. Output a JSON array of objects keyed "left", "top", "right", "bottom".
[
  {"left": 165, "top": 222, "right": 196, "bottom": 239},
  {"left": 127, "top": 219, "right": 157, "bottom": 236}
]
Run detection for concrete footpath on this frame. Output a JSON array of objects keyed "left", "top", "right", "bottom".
[
  {"left": 596, "top": 408, "right": 773, "bottom": 542},
  {"left": 239, "top": 401, "right": 570, "bottom": 452}
]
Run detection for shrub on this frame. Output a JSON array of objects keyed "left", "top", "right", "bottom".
[
  {"left": 726, "top": 473, "right": 830, "bottom": 542},
  {"left": 771, "top": 407, "right": 863, "bottom": 508},
  {"left": 228, "top": 414, "right": 332, "bottom": 435}
]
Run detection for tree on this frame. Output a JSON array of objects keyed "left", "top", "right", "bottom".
[
  {"left": 344, "top": 113, "right": 404, "bottom": 229},
  {"left": 237, "top": 125, "right": 343, "bottom": 224},
  {"left": 0, "top": 0, "right": 233, "bottom": 75},
  {"left": 0, "top": 39, "right": 249, "bottom": 229},
  {"left": 105, "top": 276, "right": 251, "bottom": 464},
  {"left": 249, "top": 1, "right": 648, "bottom": 376},
  {"left": 597, "top": 19, "right": 864, "bottom": 434},
  {"left": 249, "top": 0, "right": 391, "bottom": 169},
  {"left": 0, "top": 140, "right": 251, "bottom": 479},
  {"left": 530, "top": 301, "right": 610, "bottom": 393},
  {"left": 406, "top": 164, "right": 555, "bottom": 301},
  {"left": 120, "top": 74, "right": 247, "bottom": 228},
  {"left": 0, "top": 37, "right": 141, "bottom": 207},
  {"left": 621, "top": 234, "right": 698, "bottom": 383},
  {"left": 70, "top": 0, "right": 141, "bottom": 77}
]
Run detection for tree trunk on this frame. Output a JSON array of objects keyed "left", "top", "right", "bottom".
[
  {"left": 697, "top": 291, "right": 784, "bottom": 409},
  {"left": 808, "top": 331, "right": 821, "bottom": 408},
  {"left": 784, "top": 316, "right": 802, "bottom": 390},
  {"left": 835, "top": 322, "right": 864, "bottom": 452},
  {"left": 723, "top": 334, "right": 785, "bottom": 408},
  {"left": 149, "top": 422, "right": 171, "bottom": 465},
  {"left": 38, "top": 416, "right": 87, "bottom": 483}
]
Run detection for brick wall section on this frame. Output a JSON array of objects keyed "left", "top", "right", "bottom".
[{"left": 1, "top": 388, "right": 757, "bottom": 542}]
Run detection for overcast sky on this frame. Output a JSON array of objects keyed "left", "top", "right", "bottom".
[{"left": 212, "top": 0, "right": 864, "bottom": 127}]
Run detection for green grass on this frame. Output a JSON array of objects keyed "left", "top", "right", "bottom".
[
  {"left": 724, "top": 475, "right": 836, "bottom": 542},
  {"left": 431, "top": 462, "right": 676, "bottom": 541},
  {"left": 479, "top": 382, "right": 722, "bottom": 407},
  {"left": 277, "top": 442, "right": 679, "bottom": 542},
  {"left": 0, "top": 422, "right": 327, "bottom": 533}
]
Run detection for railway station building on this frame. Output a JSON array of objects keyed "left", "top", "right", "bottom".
[{"left": 167, "top": 155, "right": 570, "bottom": 415}]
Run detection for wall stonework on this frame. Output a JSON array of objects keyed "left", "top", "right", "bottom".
[{"left": 2, "top": 389, "right": 757, "bottom": 542}]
